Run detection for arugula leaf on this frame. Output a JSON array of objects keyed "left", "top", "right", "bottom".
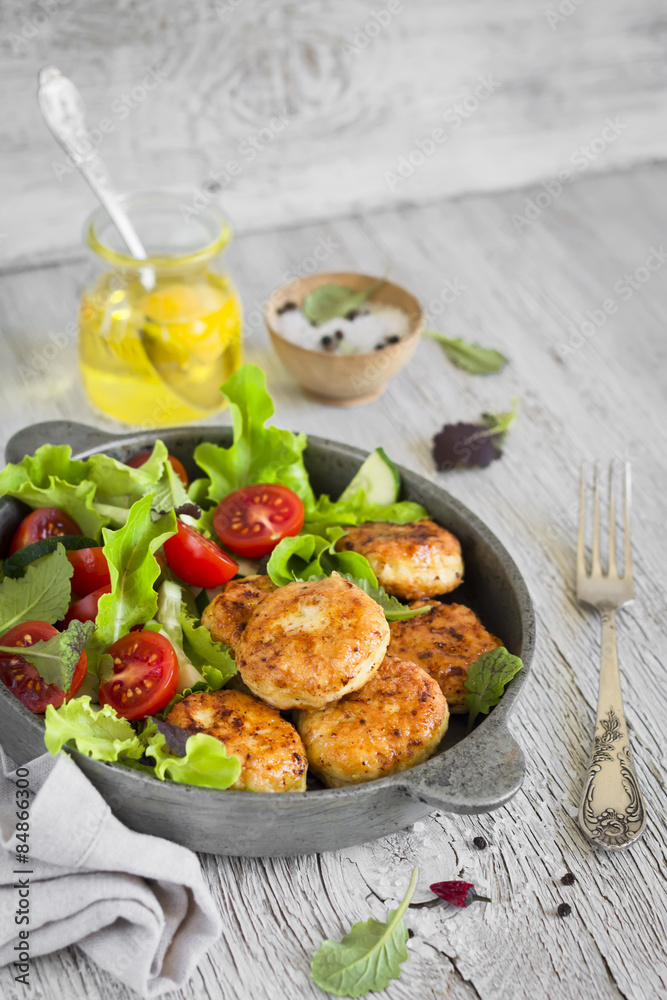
[
  {"left": 0, "top": 619, "right": 95, "bottom": 691},
  {"left": 311, "top": 865, "right": 418, "bottom": 997},
  {"left": 44, "top": 696, "right": 144, "bottom": 760},
  {"left": 432, "top": 399, "right": 518, "bottom": 472},
  {"left": 425, "top": 329, "right": 507, "bottom": 375},
  {"left": 194, "top": 365, "right": 315, "bottom": 507},
  {"left": 465, "top": 646, "right": 523, "bottom": 732},
  {"left": 86, "top": 496, "right": 177, "bottom": 673},
  {"left": 0, "top": 544, "right": 73, "bottom": 633},
  {"left": 143, "top": 725, "right": 241, "bottom": 789},
  {"left": 302, "top": 278, "right": 386, "bottom": 325},
  {"left": 331, "top": 575, "right": 430, "bottom": 622},
  {"left": 267, "top": 530, "right": 377, "bottom": 588}
]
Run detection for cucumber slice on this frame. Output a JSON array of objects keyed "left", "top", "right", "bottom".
[{"left": 338, "top": 448, "right": 400, "bottom": 505}]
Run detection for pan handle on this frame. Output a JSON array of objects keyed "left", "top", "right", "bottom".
[
  {"left": 399, "top": 720, "right": 525, "bottom": 814},
  {"left": 5, "top": 421, "right": 121, "bottom": 464}
]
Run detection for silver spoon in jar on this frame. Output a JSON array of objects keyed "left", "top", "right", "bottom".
[{"left": 37, "top": 66, "right": 153, "bottom": 286}]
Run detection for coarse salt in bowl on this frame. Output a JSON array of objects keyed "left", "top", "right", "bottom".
[{"left": 264, "top": 272, "right": 423, "bottom": 406}]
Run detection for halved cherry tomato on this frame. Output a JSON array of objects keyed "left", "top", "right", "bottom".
[
  {"left": 62, "top": 584, "right": 111, "bottom": 626},
  {"left": 163, "top": 520, "right": 238, "bottom": 587},
  {"left": 126, "top": 451, "right": 189, "bottom": 486},
  {"left": 98, "top": 631, "right": 179, "bottom": 720},
  {"left": 213, "top": 484, "right": 305, "bottom": 558},
  {"left": 9, "top": 507, "right": 82, "bottom": 555},
  {"left": 0, "top": 621, "right": 87, "bottom": 714},
  {"left": 67, "top": 546, "right": 111, "bottom": 597}
]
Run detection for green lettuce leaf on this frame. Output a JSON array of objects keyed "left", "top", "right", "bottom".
[
  {"left": 156, "top": 581, "right": 205, "bottom": 692},
  {"left": 86, "top": 495, "right": 177, "bottom": 673},
  {"left": 0, "top": 544, "right": 73, "bottom": 633},
  {"left": 329, "top": 575, "right": 430, "bottom": 622},
  {"left": 0, "top": 619, "right": 95, "bottom": 691},
  {"left": 43, "top": 696, "right": 144, "bottom": 760},
  {"left": 303, "top": 494, "right": 427, "bottom": 536},
  {"left": 193, "top": 364, "right": 315, "bottom": 507},
  {"left": 465, "top": 646, "right": 523, "bottom": 732},
  {"left": 143, "top": 726, "right": 241, "bottom": 789},
  {"left": 181, "top": 610, "right": 237, "bottom": 684},
  {"left": 311, "top": 866, "right": 418, "bottom": 997},
  {"left": 267, "top": 529, "right": 377, "bottom": 588}
]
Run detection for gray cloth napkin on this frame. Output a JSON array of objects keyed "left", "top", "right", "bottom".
[{"left": 0, "top": 745, "right": 222, "bottom": 997}]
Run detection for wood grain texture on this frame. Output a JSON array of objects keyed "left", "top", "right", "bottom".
[
  {"left": 2, "top": 0, "right": 667, "bottom": 264},
  {"left": 1, "top": 162, "right": 667, "bottom": 999}
]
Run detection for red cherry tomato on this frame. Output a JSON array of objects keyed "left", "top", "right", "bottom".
[
  {"left": 126, "top": 451, "right": 189, "bottom": 486},
  {"left": 9, "top": 507, "right": 82, "bottom": 555},
  {"left": 213, "top": 484, "right": 305, "bottom": 558},
  {"left": 0, "top": 621, "right": 87, "bottom": 714},
  {"left": 98, "top": 631, "right": 179, "bottom": 720},
  {"left": 67, "top": 547, "right": 111, "bottom": 597},
  {"left": 62, "top": 584, "right": 111, "bottom": 626},
  {"left": 163, "top": 520, "right": 238, "bottom": 587}
]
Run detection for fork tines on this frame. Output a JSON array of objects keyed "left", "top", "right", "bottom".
[{"left": 577, "top": 461, "right": 632, "bottom": 583}]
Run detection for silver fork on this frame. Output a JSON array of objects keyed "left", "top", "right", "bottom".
[{"left": 576, "top": 462, "right": 646, "bottom": 851}]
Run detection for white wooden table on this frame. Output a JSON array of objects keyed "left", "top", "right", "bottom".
[{"left": 1, "top": 163, "right": 666, "bottom": 1000}]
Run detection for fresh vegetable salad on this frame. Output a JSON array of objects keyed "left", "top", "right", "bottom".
[{"left": 0, "top": 364, "right": 456, "bottom": 786}]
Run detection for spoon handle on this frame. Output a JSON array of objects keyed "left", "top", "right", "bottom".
[{"left": 37, "top": 66, "right": 148, "bottom": 261}]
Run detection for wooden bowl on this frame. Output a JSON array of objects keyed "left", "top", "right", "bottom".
[{"left": 264, "top": 272, "right": 423, "bottom": 406}]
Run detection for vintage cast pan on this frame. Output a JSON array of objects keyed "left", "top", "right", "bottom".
[{"left": 0, "top": 421, "right": 535, "bottom": 857}]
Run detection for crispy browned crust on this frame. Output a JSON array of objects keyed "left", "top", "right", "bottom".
[
  {"left": 235, "top": 574, "right": 390, "bottom": 710},
  {"left": 388, "top": 601, "right": 502, "bottom": 712},
  {"left": 166, "top": 689, "right": 307, "bottom": 793},
  {"left": 336, "top": 519, "right": 463, "bottom": 600},
  {"left": 296, "top": 655, "right": 449, "bottom": 787},
  {"left": 201, "top": 574, "right": 277, "bottom": 648}
]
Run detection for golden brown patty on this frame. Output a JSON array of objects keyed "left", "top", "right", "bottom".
[
  {"left": 336, "top": 519, "right": 464, "bottom": 601},
  {"left": 166, "top": 689, "right": 307, "bottom": 793},
  {"left": 235, "top": 574, "right": 390, "bottom": 710},
  {"left": 388, "top": 601, "right": 502, "bottom": 712},
  {"left": 201, "top": 574, "right": 277, "bottom": 648},
  {"left": 296, "top": 655, "right": 449, "bottom": 787}
]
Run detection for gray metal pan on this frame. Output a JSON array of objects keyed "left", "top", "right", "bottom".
[{"left": 0, "top": 421, "right": 535, "bottom": 857}]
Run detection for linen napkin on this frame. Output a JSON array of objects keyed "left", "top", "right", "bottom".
[{"left": 0, "top": 745, "right": 222, "bottom": 997}]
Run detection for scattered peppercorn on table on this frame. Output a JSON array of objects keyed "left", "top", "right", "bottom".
[{"left": 1, "top": 164, "right": 666, "bottom": 1000}]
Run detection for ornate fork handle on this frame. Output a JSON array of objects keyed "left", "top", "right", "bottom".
[{"left": 578, "top": 610, "right": 646, "bottom": 850}]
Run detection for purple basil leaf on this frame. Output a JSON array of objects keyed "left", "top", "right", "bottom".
[
  {"left": 174, "top": 502, "right": 202, "bottom": 518},
  {"left": 155, "top": 718, "right": 191, "bottom": 756},
  {"left": 432, "top": 422, "right": 503, "bottom": 471}
]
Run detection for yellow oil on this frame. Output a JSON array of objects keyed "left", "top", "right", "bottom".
[{"left": 79, "top": 271, "right": 242, "bottom": 426}]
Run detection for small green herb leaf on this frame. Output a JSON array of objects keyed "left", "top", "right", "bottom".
[
  {"left": 333, "top": 574, "right": 430, "bottom": 622},
  {"left": 0, "top": 544, "right": 73, "bottom": 634},
  {"left": 465, "top": 646, "right": 523, "bottom": 732},
  {"left": 302, "top": 278, "right": 386, "bottom": 325},
  {"left": 0, "top": 619, "right": 95, "bottom": 692},
  {"left": 311, "top": 865, "right": 418, "bottom": 997},
  {"left": 425, "top": 330, "right": 507, "bottom": 374}
]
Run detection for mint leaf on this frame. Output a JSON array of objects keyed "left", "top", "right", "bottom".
[
  {"left": 44, "top": 696, "right": 144, "bottom": 760},
  {"left": 143, "top": 725, "right": 241, "bottom": 789},
  {"left": 302, "top": 278, "right": 386, "bottom": 325},
  {"left": 426, "top": 330, "right": 507, "bottom": 374},
  {"left": 86, "top": 495, "right": 177, "bottom": 673},
  {"left": 311, "top": 866, "right": 418, "bottom": 997},
  {"left": 0, "top": 544, "right": 73, "bottom": 633},
  {"left": 332, "top": 575, "right": 430, "bottom": 622},
  {"left": 465, "top": 646, "right": 523, "bottom": 732},
  {"left": 0, "top": 619, "right": 95, "bottom": 691}
]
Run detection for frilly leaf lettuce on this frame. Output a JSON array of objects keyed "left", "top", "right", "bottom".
[
  {"left": 181, "top": 610, "right": 237, "bottom": 683},
  {"left": 0, "top": 543, "right": 73, "bottom": 633},
  {"left": 303, "top": 492, "right": 427, "bottom": 536},
  {"left": 86, "top": 495, "right": 177, "bottom": 673},
  {"left": 193, "top": 364, "right": 315, "bottom": 507},
  {"left": 143, "top": 724, "right": 241, "bottom": 789},
  {"left": 43, "top": 697, "right": 145, "bottom": 760},
  {"left": 310, "top": 865, "right": 418, "bottom": 997},
  {"left": 267, "top": 529, "right": 377, "bottom": 588}
]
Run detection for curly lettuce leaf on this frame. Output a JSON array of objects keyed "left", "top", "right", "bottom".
[
  {"left": 193, "top": 364, "right": 315, "bottom": 507},
  {"left": 181, "top": 609, "right": 237, "bottom": 683},
  {"left": 0, "top": 619, "right": 95, "bottom": 691},
  {"left": 0, "top": 544, "right": 73, "bottom": 633},
  {"left": 311, "top": 866, "right": 418, "bottom": 997},
  {"left": 465, "top": 646, "right": 523, "bottom": 732},
  {"left": 86, "top": 495, "right": 177, "bottom": 673},
  {"left": 267, "top": 529, "right": 377, "bottom": 588},
  {"left": 303, "top": 493, "right": 427, "bottom": 536},
  {"left": 44, "top": 696, "right": 144, "bottom": 760},
  {"left": 143, "top": 725, "right": 241, "bottom": 789}
]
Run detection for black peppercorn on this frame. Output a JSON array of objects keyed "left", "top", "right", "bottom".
[
  {"left": 277, "top": 301, "right": 297, "bottom": 315},
  {"left": 561, "top": 873, "right": 576, "bottom": 886},
  {"left": 334, "top": 330, "right": 344, "bottom": 340},
  {"left": 346, "top": 309, "right": 360, "bottom": 320},
  {"left": 321, "top": 335, "right": 335, "bottom": 352},
  {"left": 557, "top": 903, "right": 572, "bottom": 917},
  {"left": 473, "top": 836, "right": 487, "bottom": 850},
  {"left": 374, "top": 343, "right": 386, "bottom": 351},
  {"left": 386, "top": 335, "right": 401, "bottom": 344}
]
